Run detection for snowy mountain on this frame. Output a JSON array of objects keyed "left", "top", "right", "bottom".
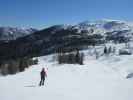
[
  {"left": 0, "top": 19, "right": 133, "bottom": 60},
  {"left": 0, "top": 27, "right": 38, "bottom": 41},
  {"left": 73, "top": 19, "right": 133, "bottom": 35},
  {"left": 44, "top": 19, "right": 133, "bottom": 42}
]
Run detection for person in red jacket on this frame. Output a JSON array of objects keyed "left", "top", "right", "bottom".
[{"left": 39, "top": 68, "right": 47, "bottom": 86}]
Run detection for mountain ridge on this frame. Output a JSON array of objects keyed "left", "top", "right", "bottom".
[
  {"left": 0, "top": 19, "right": 133, "bottom": 60},
  {"left": 0, "top": 26, "right": 38, "bottom": 41}
]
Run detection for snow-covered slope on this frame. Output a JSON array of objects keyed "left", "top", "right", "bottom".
[
  {"left": 1, "top": 46, "right": 133, "bottom": 100},
  {"left": 0, "top": 27, "right": 38, "bottom": 41},
  {"left": 74, "top": 19, "right": 133, "bottom": 34}
]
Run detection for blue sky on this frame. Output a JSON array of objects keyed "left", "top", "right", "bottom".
[{"left": 0, "top": 0, "right": 132, "bottom": 29}]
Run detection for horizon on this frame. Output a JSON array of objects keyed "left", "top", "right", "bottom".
[
  {"left": 0, "top": 18, "right": 133, "bottom": 30},
  {"left": 0, "top": 0, "right": 133, "bottom": 29}
]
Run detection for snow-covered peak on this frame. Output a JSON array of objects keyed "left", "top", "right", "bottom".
[
  {"left": 0, "top": 27, "right": 38, "bottom": 41},
  {"left": 73, "top": 19, "right": 133, "bottom": 35}
]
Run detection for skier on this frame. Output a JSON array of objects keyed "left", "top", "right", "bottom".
[
  {"left": 104, "top": 46, "right": 108, "bottom": 54},
  {"left": 39, "top": 68, "right": 47, "bottom": 86}
]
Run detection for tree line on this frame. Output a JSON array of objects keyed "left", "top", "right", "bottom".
[{"left": 0, "top": 57, "right": 38, "bottom": 76}]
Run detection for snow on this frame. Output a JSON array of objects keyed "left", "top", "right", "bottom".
[
  {"left": 1, "top": 46, "right": 133, "bottom": 100},
  {"left": 0, "top": 27, "right": 37, "bottom": 40},
  {"left": 74, "top": 19, "right": 133, "bottom": 36}
]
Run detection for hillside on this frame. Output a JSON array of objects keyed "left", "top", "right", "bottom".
[
  {"left": 1, "top": 48, "right": 133, "bottom": 100},
  {"left": 1, "top": 19, "right": 133, "bottom": 60}
]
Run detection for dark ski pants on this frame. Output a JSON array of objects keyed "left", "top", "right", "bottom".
[{"left": 39, "top": 77, "right": 45, "bottom": 86}]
